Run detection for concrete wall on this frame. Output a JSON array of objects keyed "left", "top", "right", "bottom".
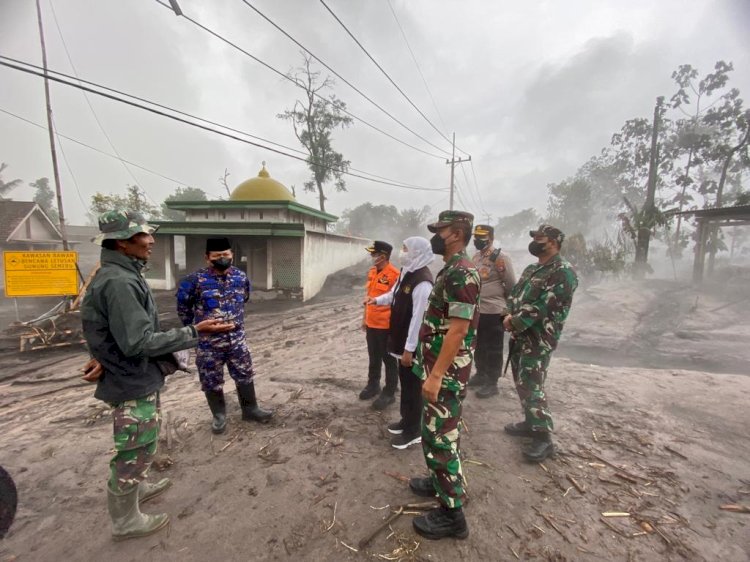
[
  {"left": 184, "top": 208, "right": 327, "bottom": 231},
  {"left": 302, "top": 232, "right": 369, "bottom": 301}
]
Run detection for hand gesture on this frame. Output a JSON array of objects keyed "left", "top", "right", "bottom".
[
  {"left": 400, "top": 350, "right": 413, "bottom": 367},
  {"left": 81, "top": 358, "right": 103, "bottom": 382},
  {"left": 194, "top": 318, "right": 235, "bottom": 334}
]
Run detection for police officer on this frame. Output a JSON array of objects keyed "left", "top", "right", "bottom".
[
  {"left": 504, "top": 225, "right": 578, "bottom": 462},
  {"left": 408, "top": 210, "right": 480, "bottom": 541},
  {"left": 469, "top": 225, "right": 516, "bottom": 398},
  {"left": 177, "top": 238, "right": 273, "bottom": 434},
  {"left": 360, "top": 241, "right": 400, "bottom": 410}
]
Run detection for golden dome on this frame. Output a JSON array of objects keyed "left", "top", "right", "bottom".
[{"left": 229, "top": 163, "right": 295, "bottom": 201}]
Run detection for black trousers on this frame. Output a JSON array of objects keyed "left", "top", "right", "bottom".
[
  {"left": 366, "top": 327, "right": 398, "bottom": 393},
  {"left": 398, "top": 362, "right": 423, "bottom": 434},
  {"left": 474, "top": 313, "right": 505, "bottom": 384}
]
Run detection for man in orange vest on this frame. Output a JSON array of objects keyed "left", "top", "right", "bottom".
[{"left": 361, "top": 241, "right": 400, "bottom": 410}]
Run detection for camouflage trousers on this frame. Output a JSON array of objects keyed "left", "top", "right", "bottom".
[
  {"left": 510, "top": 340, "right": 553, "bottom": 432},
  {"left": 109, "top": 392, "right": 160, "bottom": 493},
  {"left": 196, "top": 344, "right": 255, "bottom": 393},
  {"left": 421, "top": 388, "right": 466, "bottom": 509}
]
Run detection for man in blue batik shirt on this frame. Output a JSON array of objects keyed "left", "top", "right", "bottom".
[{"left": 176, "top": 237, "right": 273, "bottom": 434}]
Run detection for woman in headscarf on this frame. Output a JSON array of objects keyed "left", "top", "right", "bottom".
[{"left": 368, "top": 236, "right": 435, "bottom": 449}]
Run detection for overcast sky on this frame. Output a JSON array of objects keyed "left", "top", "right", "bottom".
[{"left": 1, "top": 0, "right": 748, "bottom": 225}]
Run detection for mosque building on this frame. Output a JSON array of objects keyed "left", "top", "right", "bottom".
[{"left": 146, "top": 163, "right": 367, "bottom": 300}]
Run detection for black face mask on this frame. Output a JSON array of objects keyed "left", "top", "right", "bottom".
[
  {"left": 211, "top": 257, "right": 232, "bottom": 271},
  {"left": 430, "top": 233, "right": 447, "bottom": 256},
  {"left": 528, "top": 241, "right": 547, "bottom": 257},
  {"left": 474, "top": 239, "right": 489, "bottom": 251}
]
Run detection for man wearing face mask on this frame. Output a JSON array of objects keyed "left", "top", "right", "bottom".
[
  {"left": 177, "top": 237, "right": 273, "bottom": 434},
  {"left": 409, "top": 210, "right": 480, "bottom": 541},
  {"left": 361, "top": 241, "right": 400, "bottom": 410},
  {"left": 503, "top": 225, "right": 578, "bottom": 462},
  {"left": 469, "top": 225, "right": 516, "bottom": 398}
]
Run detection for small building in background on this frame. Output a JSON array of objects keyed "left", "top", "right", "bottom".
[
  {"left": 0, "top": 201, "right": 71, "bottom": 288},
  {"left": 150, "top": 164, "right": 368, "bottom": 300}
]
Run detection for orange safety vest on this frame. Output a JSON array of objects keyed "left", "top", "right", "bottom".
[{"left": 365, "top": 262, "right": 399, "bottom": 329}]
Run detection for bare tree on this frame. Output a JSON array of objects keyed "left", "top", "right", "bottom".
[{"left": 278, "top": 54, "right": 352, "bottom": 212}]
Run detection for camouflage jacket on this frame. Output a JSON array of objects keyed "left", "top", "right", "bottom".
[
  {"left": 507, "top": 254, "right": 578, "bottom": 352},
  {"left": 176, "top": 266, "right": 251, "bottom": 350},
  {"left": 413, "top": 250, "right": 481, "bottom": 392}
]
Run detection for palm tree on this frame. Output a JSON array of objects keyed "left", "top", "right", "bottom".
[{"left": 0, "top": 163, "right": 22, "bottom": 200}]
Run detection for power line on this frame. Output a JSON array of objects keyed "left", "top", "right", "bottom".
[
  {"left": 237, "top": 0, "right": 452, "bottom": 158},
  {"left": 152, "top": 0, "right": 446, "bottom": 161},
  {"left": 385, "top": 0, "right": 447, "bottom": 132},
  {"left": 319, "top": 0, "right": 468, "bottom": 157},
  {"left": 0, "top": 60, "right": 447, "bottom": 193},
  {"left": 49, "top": 116, "right": 88, "bottom": 213},
  {"left": 48, "top": 0, "right": 144, "bottom": 193},
  {"left": 0, "top": 107, "right": 208, "bottom": 191},
  {"left": 468, "top": 159, "right": 488, "bottom": 216},
  {"left": 459, "top": 160, "right": 486, "bottom": 216}
]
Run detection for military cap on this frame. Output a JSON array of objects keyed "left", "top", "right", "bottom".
[
  {"left": 427, "top": 210, "right": 474, "bottom": 233},
  {"left": 93, "top": 210, "right": 157, "bottom": 245},
  {"left": 206, "top": 237, "right": 232, "bottom": 253},
  {"left": 473, "top": 224, "right": 494, "bottom": 239},
  {"left": 365, "top": 240, "right": 393, "bottom": 255},
  {"left": 530, "top": 224, "right": 565, "bottom": 244}
]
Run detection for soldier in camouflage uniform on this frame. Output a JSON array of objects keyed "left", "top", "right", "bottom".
[
  {"left": 503, "top": 224, "right": 578, "bottom": 462},
  {"left": 177, "top": 238, "right": 273, "bottom": 434},
  {"left": 408, "top": 210, "right": 480, "bottom": 541},
  {"left": 81, "top": 211, "right": 232, "bottom": 540}
]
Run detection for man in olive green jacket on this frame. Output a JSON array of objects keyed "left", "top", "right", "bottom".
[{"left": 81, "top": 210, "right": 232, "bottom": 541}]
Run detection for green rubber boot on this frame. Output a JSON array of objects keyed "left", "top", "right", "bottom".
[
  {"left": 138, "top": 478, "right": 172, "bottom": 504},
  {"left": 108, "top": 485, "right": 169, "bottom": 541}
]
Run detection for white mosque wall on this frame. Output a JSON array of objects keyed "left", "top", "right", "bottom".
[{"left": 302, "top": 231, "right": 368, "bottom": 301}]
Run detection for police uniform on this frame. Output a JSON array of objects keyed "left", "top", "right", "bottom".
[{"left": 470, "top": 224, "right": 516, "bottom": 398}]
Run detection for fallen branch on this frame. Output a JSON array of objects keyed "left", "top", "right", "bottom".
[
  {"left": 359, "top": 507, "right": 404, "bottom": 549},
  {"left": 505, "top": 523, "right": 520, "bottom": 539},
  {"left": 533, "top": 507, "right": 570, "bottom": 543},
  {"left": 383, "top": 471, "right": 409, "bottom": 484},
  {"left": 508, "top": 545, "right": 520, "bottom": 560},
  {"left": 566, "top": 474, "right": 585, "bottom": 494},
  {"left": 220, "top": 431, "right": 241, "bottom": 453},
  {"left": 602, "top": 512, "right": 631, "bottom": 518},
  {"left": 324, "top": 501, "right": 337, "bottom": 532},
  {"left": 720, "top": 504, "right": 750, "bottom": 514}
]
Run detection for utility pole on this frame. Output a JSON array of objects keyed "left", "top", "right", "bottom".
[
  {"left": 35, "top": 0, "right": 69, "bottom": 250},
  {"left": 634, "top": 96, "right": 663, "bottom": 279},
  {"left": 445, "top": 132, "right": 471, "bottom": 210}
]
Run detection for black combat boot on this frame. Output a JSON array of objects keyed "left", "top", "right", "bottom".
[
  {"left": 475, "top": 384, "right": 499, "bottom": 399},
  {"left": 358, "top": 381, "right": 380, "bottom": 400},
  {"left": 236, "top": 382, "right": 273, "bottom": 423},
  {"left": 467, "top": 373, "right": 486, "bottom": 388},
  {"left": 409, "top": 477, "right": 436, "bottom": 498},
  {"left": 522, "top": 432, "right": 556, "bottom": 462},
  {"left": 371, "top": 390, "right": 395, "bottom": 411},
  {"left": 504, "top": 420, "right": 535, "bottom": 437},
  {"left": 204, "top": 390, "right": 227, "bottom": 434},
  {"left": 412, "top": 506, "right": 469, "bottom": 540}
]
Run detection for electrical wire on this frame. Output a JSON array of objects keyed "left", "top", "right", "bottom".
[
  {"left": 153, "top": 0, "right": 447, "bottom": 161},
  {"left": 238, "top": 0, "right": 452, "bottom": 158},
  {"left": 385, "top": 0, "right": 447, "bottom": 132},
  {"left": 48, "top": 0, "right": 144, "bottom": 194},
  {"left": 0, "top": 60, "right": 446, "bottom": 193},
  {"left": 319, "top": 0, "right": 469, "bottom": 156}
]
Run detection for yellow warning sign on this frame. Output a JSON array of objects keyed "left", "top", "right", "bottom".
[{"left": 4, "top": 251, "right": 79, "bottom": 297}]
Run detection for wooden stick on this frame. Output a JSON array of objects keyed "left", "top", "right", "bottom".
[
  {"left": 534, "top": 507, "right": 570, "bottom": 543},
  {"left": 509, "top": 545, "right": 520, "bottom": 560},
  {"left": 585, "top": 449, "right": 645, "bottom": 482},
  {"left": 220, "top": 431, "right": 241, "bottom": 453},
  {"left": 358, "top": 507, "right": 403, "bottom": 549},
  {"left": 505, "top": 523, "right": 521, "bottom": 539},
  {"left": 615, "top": 472, "right": 639, "bottom": 484},
  {"left": 566, "top": 474, "right": 585, "bottom": 494},
  {"left": 383, "top": 470, "right": 410, "bottom": 483}
]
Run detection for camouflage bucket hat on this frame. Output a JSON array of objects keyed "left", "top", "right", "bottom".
[
  {"left": 93, "top": 210, "right": 158, "bottom": 245},
  {"left": 529, "top": 224, "right": 564, "bottom": 244},
  {"left": 427, "top": 210, "right": 474, "bottom": 233}
]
